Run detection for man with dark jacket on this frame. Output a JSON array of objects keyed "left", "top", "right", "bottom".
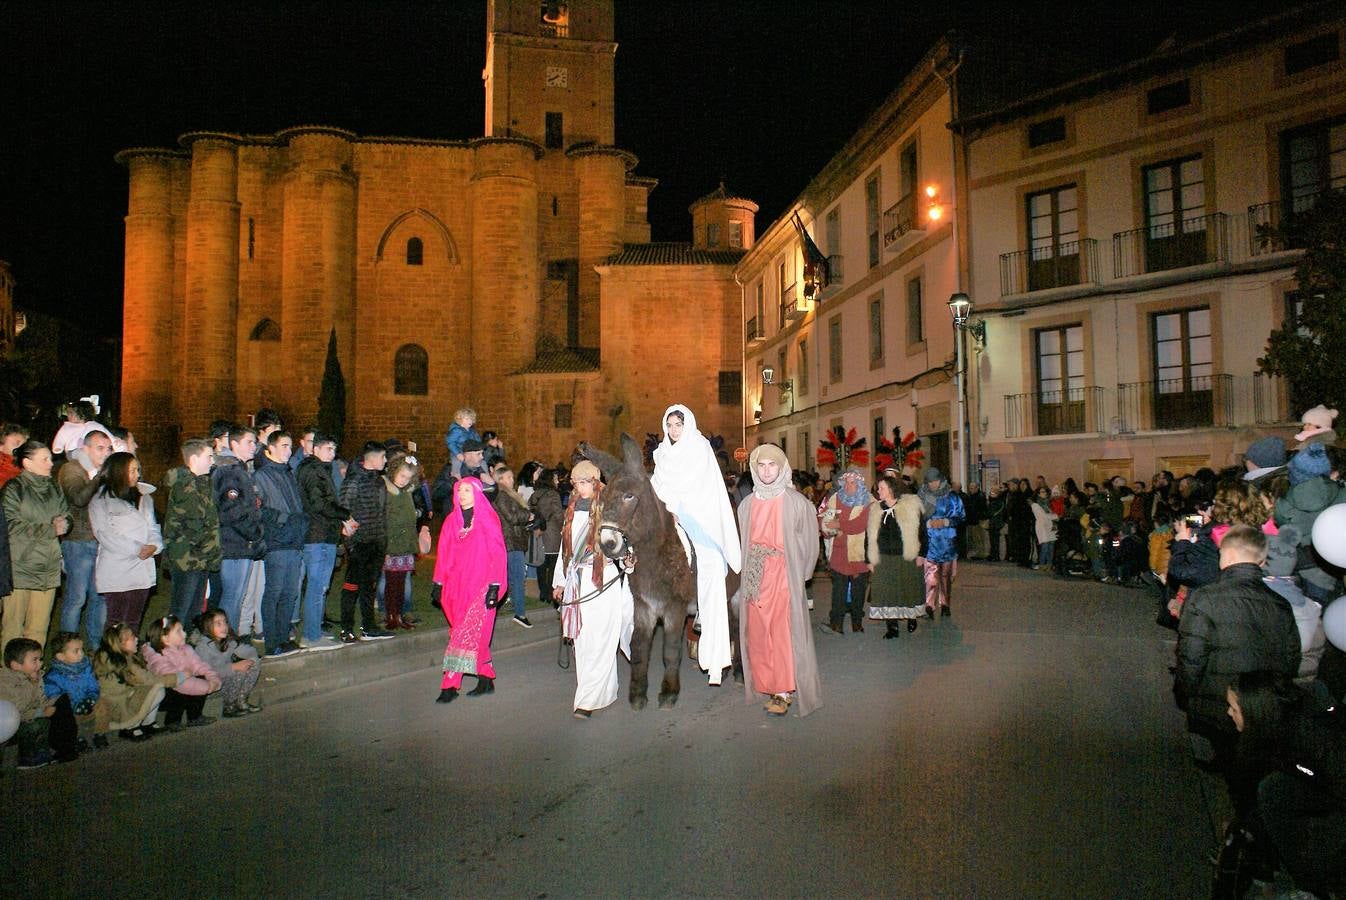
[
  {"left": 985, "top": 483, "right": 1007, "bottom": 562},
  {"left": 55, "top": 429, "right": 112, "bottom": 649},
  {"left": 963, "top": 482, "right": 988, "bottom": 560},
  {"left": 1176, "top": 524, "right": 1301, "bottom": 815},
  {"left": 253, "top": 431, "right": 309, "bottom": 657},
  {"left": 297, "top": 434, "right": 350, "bottom": 649},
  {"left": 212, "top": 426, "right": 267, "bottom": 634},
  {"left": 163, "top": 438, "right": 222, "bottom": 623},
  {"left": 336, "top": 441, "right": 394, "bottom": 643}
]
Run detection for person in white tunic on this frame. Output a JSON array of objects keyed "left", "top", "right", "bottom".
[
  {"left": 552, "top": 460, "right": 634, "bottom": 718},
  {"left": 650, "top": 404, "right": 742, "bottom": 686}
]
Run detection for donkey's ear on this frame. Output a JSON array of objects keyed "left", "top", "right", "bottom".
[
  {"left": 620, "top": 433, "right": 644, "bottom": 472},
  {"left": 579, "top": 441, "right": 622, "bottom": 480}
]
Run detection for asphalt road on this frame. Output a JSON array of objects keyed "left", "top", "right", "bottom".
[{"left": 4, "top": 563, "right": 1222, "bottom": 898}]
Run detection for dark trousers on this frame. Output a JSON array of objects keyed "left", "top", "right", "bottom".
[
  {"left": 1009, "top": 524, "right": 1032, "bottom": 567},
  {"left": 262, "top": 547, "right": 303, "bottom": 652},
  {"left": 830, "top": 572, "right": 870, "bottom": 625},
  {"left": 535, "top": 553, "right": 558, "bottom": 605},
  {"left": 340, "top": 541, "right": 385, "bottom": 632},
  {"left": 1258, "top": 771, "right": 1346, "bottom": 895},
  {"left": 987, "top": 526, "right": 1002, "bottom": 561},
  {"left": 160, "top": 689, "right": 207, "bottom": 726},
  {"left": 18, "top": 695, "right": 79, "bottom": 760},
  {"left": 169, "top": 570, "right": 210, "bottom": 626},
  {"left": 104, "top": 588, "right": 153, "bottom": 635}
]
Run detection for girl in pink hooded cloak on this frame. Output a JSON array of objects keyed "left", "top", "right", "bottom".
[{"left": 432, "top": 477, "right": 508, "bottom": 703}]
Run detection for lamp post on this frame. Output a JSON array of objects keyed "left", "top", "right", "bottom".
[{"left": 947, "top": 292, "right": 986, "bottom": 489}]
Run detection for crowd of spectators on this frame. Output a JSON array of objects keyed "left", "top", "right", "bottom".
[{"left": 0, "top": 403, "right": 570, "bottom": 770}]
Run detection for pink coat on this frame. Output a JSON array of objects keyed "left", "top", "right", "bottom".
[{"left": 141, "top": 643, "right": 222, "bottom": 695}]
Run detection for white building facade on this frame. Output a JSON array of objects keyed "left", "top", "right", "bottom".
[
  {"left": 958, "top": 8, "right": 1345, "bottom": 485},
  {"left": 740, "top": 39, "right": 965, "bottom": 482}
]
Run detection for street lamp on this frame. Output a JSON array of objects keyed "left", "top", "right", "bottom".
[{"left": 947, "top": 292, "right": 986, "bottom": 489}]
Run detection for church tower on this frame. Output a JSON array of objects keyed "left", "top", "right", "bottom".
[{"left": 483, "top": 1, "right": 616, "bottom": 147}]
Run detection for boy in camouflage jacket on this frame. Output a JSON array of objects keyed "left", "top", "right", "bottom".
[{"left": 163, "top": 438, "right": 222, "bottom": 623}]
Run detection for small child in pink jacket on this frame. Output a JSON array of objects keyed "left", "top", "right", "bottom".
[{"left": 141, "top": 615, "right": 221, "bottom": 731}]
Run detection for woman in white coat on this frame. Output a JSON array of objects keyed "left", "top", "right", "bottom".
[
  {"left": 88, "top": 452, "right": 162, "bottom": 634},
  {"left": 650, "top": 404, "right": 742, "bottom": 686},
  {"left": 552, "top": 460, "right": 634, "bottom": 718}
]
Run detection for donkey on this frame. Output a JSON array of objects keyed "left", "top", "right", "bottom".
[{"left": 580, "top": 433, "right": 740, "bottom": 709}]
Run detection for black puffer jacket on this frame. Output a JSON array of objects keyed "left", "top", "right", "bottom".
[
  {"left": 338, "top": 464, "right": 386, "bottom": 547},
  {"left": 211, "top": 454, "right": 266, "bottom": 560},
  {"left": 1167, "top": 522, "right": 1220, "bottom": 591},
  {"left": 297, "top": 455, "right": 347, "bottom": 545},
  {"left": 1176, "top": 563, "right": 1301, "bottom": 728}
]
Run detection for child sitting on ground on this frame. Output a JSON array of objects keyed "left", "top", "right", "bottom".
[
  {"left": 1, "top": 637, "right": 77, "bottom": 767},
  {"left": 43, "top": 631, "right": 108, "bottom": 750},
  {"left": 94, "top": 623, "right": 171, "bottom": 742},
  {"left": 141, "top": 615, "right": 221, "bottom": 730},
  {"left": 190, "top": 608, "right": 261, "bottom": 718}
]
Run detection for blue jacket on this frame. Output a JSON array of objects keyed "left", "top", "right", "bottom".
[
  {"left": 445, "top": 422, "right": 481, "bottom": 457},
  {"left": 923, "top": 490, "right": 965, "bottom": 564},
  {"left": 253, "top": 453, "right": 309, "bottom": 551},
  {"left": 43, "top": 656, "right": 100, "bottom": 715}
]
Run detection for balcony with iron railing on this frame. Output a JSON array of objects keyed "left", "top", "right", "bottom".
[
  {"left": 882, "top": 192, "right": 922, "bottom": 249},
  {"left": 1117, "top": 374, "right": 1233, "bottom": 432},
  {"left": 746, "top": 316, "right": 765, "bottom": 349},
  {"left": 782, "top": 283, "right": 807, "bottom": 321},
  {"left": 999, "top": 239, "right": 1100, "bottom": 296},
  {"left": 819, "top": 254, "right": 844, "bottom": 299},
  {"left": 1246, "top": 187, "right": 1342, "bottom": 256},
  {"left": 1113, "top": 213, "right": 1229, "bottom": 278},
  {"left": 1003, "top": 386, "right": 1107, "bottom": 438}
]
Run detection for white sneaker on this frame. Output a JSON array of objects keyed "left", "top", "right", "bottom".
[{"left": 303, "top": 636, "right": 344, "bottom": 652}]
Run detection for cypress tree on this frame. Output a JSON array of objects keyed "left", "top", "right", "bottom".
[{"left": 317, "top": 328, "right": 346, "bottom": 447}]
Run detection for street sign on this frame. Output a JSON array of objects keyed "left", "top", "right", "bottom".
[{"left": 733, "top": 447, "right": 748, "bottom": 462}]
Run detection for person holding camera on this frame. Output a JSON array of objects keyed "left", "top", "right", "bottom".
[
  {"left": 1165, "top": 498, "right": 1219, "bottom": 621},
  {"left": 432, "top": 477, "right": 507, "bottom": 704}
]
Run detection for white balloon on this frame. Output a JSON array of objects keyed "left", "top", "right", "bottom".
[
  {"left": 1324, "top": 597, "right": 1346, "bottom": 653},
  {"left": 1311, "top": 504, "right": 1346, "bottom": 569},
  {"left": 0, "top": 700, "right": 19, "bottom": 744}
]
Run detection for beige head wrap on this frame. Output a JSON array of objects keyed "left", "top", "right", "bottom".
[
  {"left": 748, "top": 443, "right": 792, "bottom": 499},
  {"left": 570, "top": 460, "right": 602, "bottom": 484}
]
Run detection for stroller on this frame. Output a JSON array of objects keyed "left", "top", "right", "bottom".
[{"left": 1052, "top": 517, "right": 1093, "bottom": 578}]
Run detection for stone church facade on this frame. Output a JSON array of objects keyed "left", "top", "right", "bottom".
[{"left": 118, "top": 0, "right": 751, "bottom": 475}]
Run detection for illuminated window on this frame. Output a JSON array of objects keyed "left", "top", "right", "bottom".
[{"left": 393, "top": 344, "right": 428, "bottom": 395}]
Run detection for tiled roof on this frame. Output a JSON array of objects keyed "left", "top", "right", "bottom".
[
  {"left": 692, "top": 182, "right": 755, "bottom": 207},
  {"left": 513, "top": 347, "right": 601, "bottom": 375},
  {"left": 602, "top": 242, "right": 746, "bottom": 267}
]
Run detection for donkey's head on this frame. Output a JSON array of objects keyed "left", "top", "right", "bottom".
[{"left": 580, "top": 433, "right": 667, "bottom": 561}]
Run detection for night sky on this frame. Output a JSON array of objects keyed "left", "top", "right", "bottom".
[{"left": 0, "top": 0, "right": 1269, "bottom": 338}]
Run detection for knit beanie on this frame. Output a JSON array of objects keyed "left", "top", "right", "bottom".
[
  {"left": 1245, "top": 436, "right": 1286, "bottom": 469},
  {"left": 923, "top": 467, "right": 944, "bottom": 484},
  {"left": 1288, "top": 442, "right": 1330, "bottom": 486},
  {"left": 1296, "top": 405, "right": 1339, "bottom": 444}
]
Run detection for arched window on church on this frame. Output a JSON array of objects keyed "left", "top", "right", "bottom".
[
  {"left": 406, "top": 236, "right": 423, "bottom": 266},
  {"left": 394, "top": 343, "right": 428, "bottom": 395},
  {"left": 249, "top": 318, "right": 281, "bottom": 341}
]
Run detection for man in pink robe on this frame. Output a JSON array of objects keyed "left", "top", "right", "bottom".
[{"left": 734, "top": 444, "right": 822, "bottom": 717}]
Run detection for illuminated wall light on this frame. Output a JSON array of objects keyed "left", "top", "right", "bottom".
[{"left": 925, "top": 184, "right": 943, "bottom": 222}]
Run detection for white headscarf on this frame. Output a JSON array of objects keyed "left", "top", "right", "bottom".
[{"left": 651, "top": 404, "right": 742, "bottom": 573}]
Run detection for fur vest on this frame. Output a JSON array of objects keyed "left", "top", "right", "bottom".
[{"left": 867, "top": 495, "right": 921, "bottom": 564}]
